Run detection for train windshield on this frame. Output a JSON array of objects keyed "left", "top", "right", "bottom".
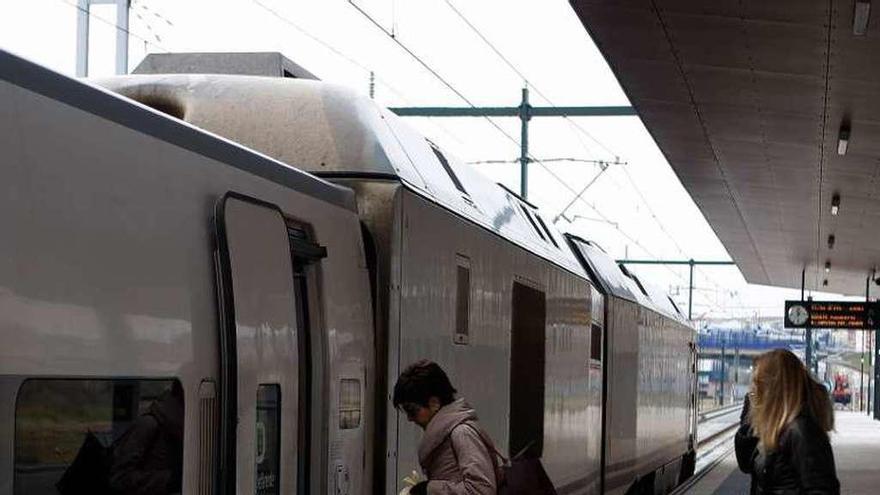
[{"left": 566, "top": 236, "right": 644, "bottom": 304}]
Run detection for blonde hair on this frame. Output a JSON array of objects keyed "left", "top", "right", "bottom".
[{"left": 749, "top": 349, "right": 834, "bottom": 451}]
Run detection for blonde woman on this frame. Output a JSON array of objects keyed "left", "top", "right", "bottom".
[{"left": 735, "top": 349, "right": 839, "bottom": 495}]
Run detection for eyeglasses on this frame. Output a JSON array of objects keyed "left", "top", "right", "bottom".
[{"left": 401, "top": 402, "right": 422, "bottom": 418}]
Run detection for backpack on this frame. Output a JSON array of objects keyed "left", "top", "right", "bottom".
[{"left": 460, "top": 423, "right": 557, "bottom": 495}]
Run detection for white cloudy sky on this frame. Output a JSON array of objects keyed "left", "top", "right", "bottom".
[{"left": 2, "top": 0, "right": 860, "bottom": 319}]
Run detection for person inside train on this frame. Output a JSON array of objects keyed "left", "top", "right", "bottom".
[
  {"left": 108, "top": 380, "right": 185, "bottom": 495},
  {"left": 393, "top": 360, "right": 499, "bottom": 495},
  {"left": 734, "top": 349, "right": 839, "bottom": 495}
]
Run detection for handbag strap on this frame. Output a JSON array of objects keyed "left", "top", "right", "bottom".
[{"left": 458, "top": 421, "right": 509, "bottom": 466}]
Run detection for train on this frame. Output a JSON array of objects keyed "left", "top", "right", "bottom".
[{"left": 0, "top": 50, "right": 696, "bottom": 495}]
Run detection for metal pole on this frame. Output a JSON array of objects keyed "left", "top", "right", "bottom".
[
  {"left": 875, "top": 327, "right": 880, "bottom": 419},
  {"left": 734, "top": 346, "right": 740, "bottom": 402},
  {"left": 864, "top": 331, "right": 874, "bottom": 415},
  {"left": 519, "top": 87, "right": 530, "bottom": 199},
  {"left": 861, "top": 335, "right": 866, "bottom": 412},
  {"left": 867, "top": 275, "right": 871, "bottom": 415},
  {"left": 801, "top": 268, "right": 805, "bottom": 301},
  {"left": 801, "top": 270, "right": 812, "bottom": 374},
  {"left": 390, "top": 105, "right": 636, "bottom": 117},
  {"left": 720, "top": 341, "right": 726, "bottom": 406},
  {"left": 115, "top": 0, "right": 129, "bottom": 75},
  {"left": 806, "top": 296, "right": 813, "bottom": 376},
  {"left": 76, "top": 0, "right": 90, "bottom": 76},
  {"left": 688, "top": 259, "right": 694, "bottom": 320}
]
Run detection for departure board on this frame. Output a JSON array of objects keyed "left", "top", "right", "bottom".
[{"left": 784, "top": 300, "right": 880, "bottom": 329}]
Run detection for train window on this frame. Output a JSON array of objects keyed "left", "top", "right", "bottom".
[
  {"left": 256, "top": 384, "right": 281, "bottom": 495},
  {"left": 518, "top": 204, "right": 547, "bottom": 242},
  {"left": 14, "top": 378, "right": 184, "bottom": 495},
  {"left": 590, "top": 323, "right": 602, "bottom": 362},
  {"left": 509, "top": 282, "right": 546, "bottom": 459},
  {"left": 339, "top": 379, "right": 362, "bottom": 429},
  {"left": 534, "top": 213, "right": 559, "bottom": 248},
  {"left": 428, "top": 141, "right": 469, "bottom": 196},
  {"left": 455, "top": 254, "right": 471, "bottom": 344}
]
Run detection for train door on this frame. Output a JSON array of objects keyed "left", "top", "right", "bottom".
[
  {"left": 510, "top": 281, "right": 546, "bottom": 459},
  {"left": 688, "top": 340, "right": 699, "bottom": 449},
  {"left": 214, "top": 193, "right": 323, "bottom": 495}
]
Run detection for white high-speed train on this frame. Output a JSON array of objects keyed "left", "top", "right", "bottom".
[{"left": 0, "top": 50, "right": 696, "bottom": 495}]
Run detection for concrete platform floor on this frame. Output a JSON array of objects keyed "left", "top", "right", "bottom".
[{"left": 684, "top": 411, "right": 880, "bottom": 494}]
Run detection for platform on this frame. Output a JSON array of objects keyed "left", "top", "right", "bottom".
[{"left": 684, "top": 411, "right": 880, "bottom": 494}]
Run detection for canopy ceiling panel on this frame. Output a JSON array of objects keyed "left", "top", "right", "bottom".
[{"left": 571, "top": 0, "right": 880, "bottom": 294}]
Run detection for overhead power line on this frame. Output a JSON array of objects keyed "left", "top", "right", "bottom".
[
  {"left": 440, "top": 0, "right": 617, "bottom": 159},
  {"left": 250, "top": 0, "right": 469, "bottom": 148},
  {"left": 347, "top": 0, "right": 716, "bottom": 305},
  {"left": 438, "top": 0, "right": 734, "bottom": 297}
]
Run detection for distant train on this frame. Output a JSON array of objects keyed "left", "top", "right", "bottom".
[{"left": 0, "top": 50, "right": 696, "bottom": 495}]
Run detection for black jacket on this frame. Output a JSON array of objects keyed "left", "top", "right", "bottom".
[
  {"left": 736, "top": 411, "right": 839, "bottom": 495},
  {"left": 734, "top": 397, "right": 759, "bottom": 495}
]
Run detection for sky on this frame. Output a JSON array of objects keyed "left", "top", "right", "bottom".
[{"left": 1, "top": 0, "right": 860, "bottom": 320}]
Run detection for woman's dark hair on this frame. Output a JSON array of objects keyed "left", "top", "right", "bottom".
[{"left": 392, "top": 360, "right": 457, "bottom": 409}]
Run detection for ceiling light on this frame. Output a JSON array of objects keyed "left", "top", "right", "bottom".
[
  {"left": 828, "top": 234, "right": 836, "bottom": 249},
  {"left": 825, "top": 260, "right": 831, "bottom": 273},
  {"left": 838, "top": 124, "right": 851, "bottom": 155},
  {"left": 831, "top": 194, "right": 841, "bottom": 216},
  {"left": 854, "top": 0, "right": 871, "bottom": 36}
]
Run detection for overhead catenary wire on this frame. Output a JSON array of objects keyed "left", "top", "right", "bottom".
[
  {"left": 348, "top": 0, "right": 717, "bottom": 304},
  {"left": 439, "top": 0, "right": 616, "bottom": 159},
  {"left": 346, "top": 0, "right": 531, "bottom": 156},
  {"left": 438, "top": 0, "right": 734, "bottom": 307},
  {"left": 250, "top": 0, "right": 469, "bottom": 148}
]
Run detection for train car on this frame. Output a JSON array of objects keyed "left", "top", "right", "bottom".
[
  {"left": 566, "top": 236, "right": 697, "bottom": 494},
  {"left": 96, "top": 55, "right": 605, "bottom": 495},
  {"left": 0, "top": 50, "right": 374, "bottom": 495},
  {"left": 1, "top": 49, "right": 697, "bottom": 495}
]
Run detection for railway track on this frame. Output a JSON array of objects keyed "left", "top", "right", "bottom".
[{"left": 670, "top": 403, "right": 743, "bottom": 494}]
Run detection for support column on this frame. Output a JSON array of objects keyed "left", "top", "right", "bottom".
[
  {"left": 734, "top": 346, "right": 740, "bottom": 402},
  {"left": 802, "top": 270, "right": 813, "bottom": 375},
  {"left": 688, "top": 259, "right": 694, "bottom": 320},
  {"left": 75, "top": 0, "right": 130, "bottom": 77},
  {"left": 862, "top": 333, "right": 866, "bottom": 412},
  {"left": 805, "top": 323, "right": 813, "bottom": 376},
  {"left": 875, "top": 328, "right": 880, "bottom": 420},
  {"left": 519, "top": 87, "right": 530, "bottom": 199},
  {"left": 76, "top": 0, "right": 90, "bottom": 76},
  {"left": 719, "top": 341, "right": 726, "bottom": 407},
  {"left": 115, "top": 0, "right": 129, "bottom": 75},
  {"left": 867, "top": 274, "right": 872, "bottom": 415}
]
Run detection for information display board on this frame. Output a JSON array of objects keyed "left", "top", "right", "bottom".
[{"left": 784, "top": 300, "right": 880, "bottom": 329}]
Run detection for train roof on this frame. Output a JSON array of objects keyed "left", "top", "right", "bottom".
[
  {"left": 565, "top": 235, "right": 684, "bottom": 321},
  {"left": 94, "top": 72, "right": 587, "bottom": 276},
  {"left": 0, "top": 50, "right": 356, "bottom": 212}
]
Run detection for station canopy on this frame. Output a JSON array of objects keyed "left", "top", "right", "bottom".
[{"left": 571, "top": 0, "right": 880, "bottom": 295}]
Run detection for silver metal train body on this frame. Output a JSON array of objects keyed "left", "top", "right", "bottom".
[{"left": 0, "top": 50, "right": 696, "bottom": 495}]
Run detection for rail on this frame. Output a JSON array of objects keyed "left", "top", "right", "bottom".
[
  {"left": 672, "top": 402, "right": 744, "bottom": 494},
  {"left": 698, "top": 402, "right": 742, "bottom": 423}
]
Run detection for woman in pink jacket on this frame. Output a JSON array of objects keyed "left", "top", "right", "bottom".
[{"left": 393, "top": 360, "right": 499, "bottom": 495}]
